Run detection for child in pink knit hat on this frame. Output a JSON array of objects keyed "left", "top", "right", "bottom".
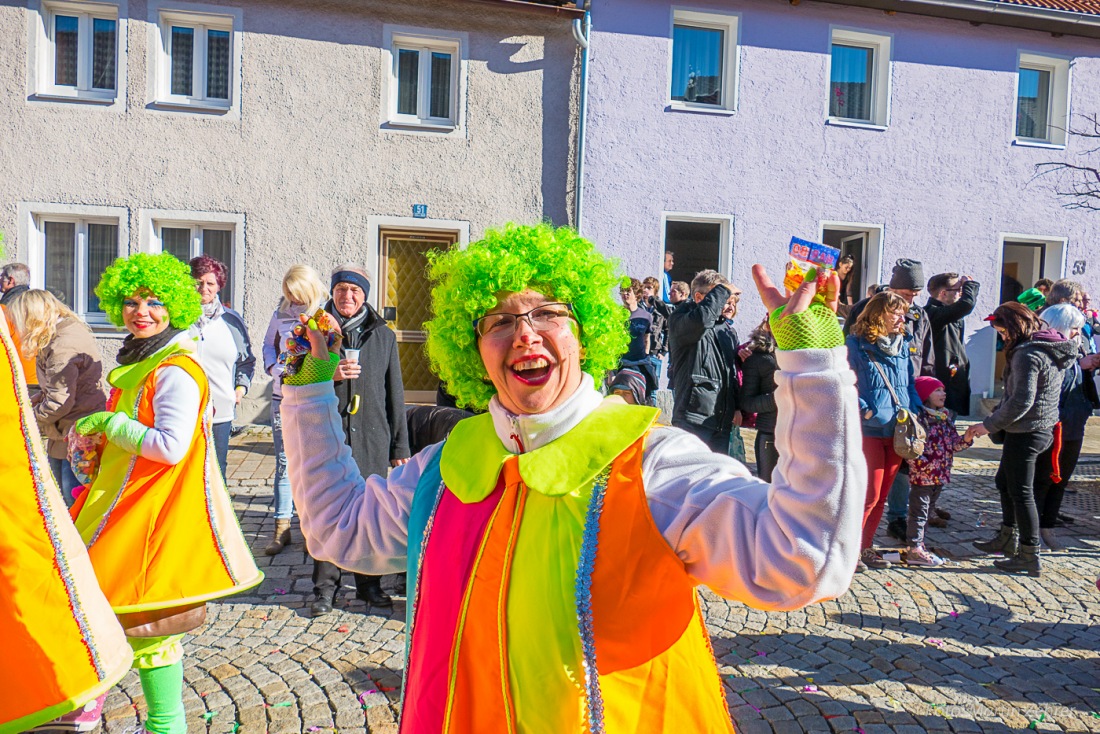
[{"left": 906, "top": 376, "right": 973, "bottom": 566}]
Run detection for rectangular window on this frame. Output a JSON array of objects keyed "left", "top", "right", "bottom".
[
  {"left": 38, "top": 217, "right": 120, "bottom": 319},
  {"left": 156, "top": 9, "right": 236, "bottom": 110},
  {"left": 828, "top": 29, "right": 891, "bottom": 127},
  {"left": 1015, "top": 54, "right": 1070, "bottom": 146},
  {"left": 387, "top": 31, "right": 461, "bottom": 129},
  {"left": 154, "top": 222, "right": 237, "bottom": 308},
  {"left": 669, "top": 10, "right": 739, "bottom": 111},
  {"left": 37, "top": 2, "right": 119, "bottom": 102}
]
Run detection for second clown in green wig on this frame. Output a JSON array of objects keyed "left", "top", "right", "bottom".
[
  {"left": 425, "top": 223, "right": 629, "bottom": 410},
  {"left": 95, "top": 252, "right": 202, "bottom": 330}
]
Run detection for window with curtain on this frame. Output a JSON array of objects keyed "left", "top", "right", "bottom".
[
  {"left": 45, "top": 5, "right": 117, "bottom": 96},
  {"left": 830, "top": 44, "right": 874, "bottom": 121},
  {"left": 1016, "top": 67, "right": 1051, "bottom": 140},
  {"left": 671, "top": 24, "right": 724, "bottom": 105},
  {"left": 160, "top": 14, "right": 233, "bottom": 107},
  {"left": 40, "top": 219, "right": 119, "bottom": 317},
  {"left": 391, "top": 35, "right": 459, "bottom": 127},
  {"left": 156, "top": 223, "right": 237, "bottom": 308}
]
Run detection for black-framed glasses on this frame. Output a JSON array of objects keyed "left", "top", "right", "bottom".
[{"left": 473, "top": 303, "right": 575, "bottom": 339}]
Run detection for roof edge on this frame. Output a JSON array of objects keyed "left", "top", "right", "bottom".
[
  {"left": 463, "top": 0, "right": 586, "bottom": 19},
  {"left": 810, "top": 0, "right": 1100, "bottom": 39}
]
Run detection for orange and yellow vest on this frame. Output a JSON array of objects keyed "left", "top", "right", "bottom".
[
  {"left": 0, "top": 319, "right": 131, "bottom": 734},
  {"left": 72, "top": 343, "right": 262, "bottom": 614},
  {"left": 399, "top": 401, "right": 734, "bottom": 734}
]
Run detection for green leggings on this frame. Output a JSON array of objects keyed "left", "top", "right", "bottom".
[{"left": 138, "top": 662, "right": 186, "bottom": 734}]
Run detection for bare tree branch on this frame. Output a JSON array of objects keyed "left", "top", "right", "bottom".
[{"left": 1034, "top": 113, "right": 1100, "bottom": 209}]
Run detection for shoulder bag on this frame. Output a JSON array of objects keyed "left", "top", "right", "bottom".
[{"left": 868, "top": 358, "right": 927, "bottom": 460}]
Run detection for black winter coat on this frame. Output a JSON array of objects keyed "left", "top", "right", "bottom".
[
  {"left": 925, "top": 280, "right": 980, "bottom": 415},
  {"left": 740, "top": 350, "right": 778, "bottom": 434},
  {"left": 668, "top": 284, "right": 740, "bottom": 432},
  {"left": 845, "top": 296, "right": 936, "bottom": 379},
  {"left": 983, "top": 331, "right": 1078, "bottom": 435},
  {"left": 326, "top": 301, "right": 410, "bottom": 476}
]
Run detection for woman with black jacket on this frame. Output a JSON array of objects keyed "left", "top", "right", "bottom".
[
  {"left": 966, "top": 302, "right": 1078, "bottom": 576},
  {"left": 741, "top": 318, "right": 779, "bottom": 481}
]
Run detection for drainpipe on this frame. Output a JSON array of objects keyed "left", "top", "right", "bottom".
[{"left": 572, "top": 4, "right": 591, "bottom": 233}]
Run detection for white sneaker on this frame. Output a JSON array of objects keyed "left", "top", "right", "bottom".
[{"left": 906, "top": 546, "right": 945, "bottom": 567}]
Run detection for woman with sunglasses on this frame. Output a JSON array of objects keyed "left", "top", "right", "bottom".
[{"left": 280, "top": 224, "right": 864, "bottom": 733}]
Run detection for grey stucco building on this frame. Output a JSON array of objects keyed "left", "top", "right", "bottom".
[{"left": 0, "top": 0, "right": 583, "bottom": 413}]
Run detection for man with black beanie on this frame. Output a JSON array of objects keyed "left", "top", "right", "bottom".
[{"left": 845, "top": 259, "right": 937, "bottom": 543}]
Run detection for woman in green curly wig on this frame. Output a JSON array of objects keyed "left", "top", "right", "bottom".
[
  {"left": 278, "top": 225, "right": 867, "bottom": 733},
  {"left": 66, "top": 251, "right": 262, "bottom": 734},
  {"left": 96, "top": 252, "right": 202, "bottom": 331},
  {"left": 425, "top": 222, "right": 628, "bottom": 410}
]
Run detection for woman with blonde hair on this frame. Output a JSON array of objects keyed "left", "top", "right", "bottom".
[
  {"left": 260, "top": 264, "right": 329, "bottom": 555},
  {"left": 6, "top": 288, "right": 106, "bottom": 503},
  {"left": 846, "top": 291, "right": 924, "bottom": 572}
]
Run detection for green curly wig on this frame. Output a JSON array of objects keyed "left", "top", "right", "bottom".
[
  {"left": 425, "top": 223, "right": 629, "bottom": 410},
  {"left": 95, "top": 252, "right": 202, "bottom": 329}
]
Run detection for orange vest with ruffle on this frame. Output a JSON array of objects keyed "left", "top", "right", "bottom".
[
  {"left": 0, "top": 319, "right": 131, "bottom": 734},
  {"left": 73, "top": 350, "right": 262, "bottom": 613}
]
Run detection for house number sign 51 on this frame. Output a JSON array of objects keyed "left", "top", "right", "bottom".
[{"left": 1072, "top": 260, "right": 1087, "bottom": 275}]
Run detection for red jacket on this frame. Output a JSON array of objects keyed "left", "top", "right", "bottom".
[{"left": 908, "top": 409, "right": 971, "bottom": 487}]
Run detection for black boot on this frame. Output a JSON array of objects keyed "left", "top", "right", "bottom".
[
  {"left": 394, "top": 573, "right": 407, "bottom": 596},
  {"left": 310, "top": 592, "right": 335, "bottom": 617},
  {"left": 993, "top": 544, "right": 1041, "bottom": 577},
  {"left": 356, "top": 575, "right": 393, "bottom": 608},
  {"left": 973, "top": 524, "right": 1018, "bottom": 555}
]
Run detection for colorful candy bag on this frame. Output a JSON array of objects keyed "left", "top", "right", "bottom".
[
  {"left": 68, "top": 425, "right": 105, "bottom": 486},
  {"left": 783, "top": 237, "right": 841, "bottom": 295},
  {"left": 277, "top": 309, "right": 339, "bottom": 376}
]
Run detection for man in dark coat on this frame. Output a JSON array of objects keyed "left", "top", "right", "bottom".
[
  {"left": 844, "top": 258, "right": 936, "bottom": 379},
  {"left": 668, "top": 270, "right": 741, "bottom": 453},
  {"left": 308, "top": 265, "right": 410, "bottom": 616},
  {"left": 0, "top": 262, "right": 30, "bottom": 305},
  {"left": 925, "top": 273, "right": 980, "bottom": 415}
]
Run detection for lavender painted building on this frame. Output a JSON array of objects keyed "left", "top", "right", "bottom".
[{"left": 578, "top": 0, "right": 1100, "bottom": 410}]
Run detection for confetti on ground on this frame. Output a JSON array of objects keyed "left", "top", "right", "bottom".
[
  {"left": 232, "top": 723, "right": 240, "bottom": 733},
  {"left": 272, "top": 702, "right": 293, "bottom": 708},
  {"left": 274, "top": 588, "right": 287, "bottom": 595},
  {"left": 887, "top": 696, "right": 902, "bottom": 710},
  {"left": 802, "top": 685, "right": 819, "bottom": 692},
  {"left": 748, "top": 704, "right": 761, "bottom": 713},
  {"left": 202, "top": 711, "right": 218, "bottom": 722},
  {"left": 926, "top": 638, "right": 945, "bottom": 647},
  {"left": 337, "top": 626, "right": 349, "bottom": 633},
  {"left": 948, "top": 610, "right": 959, "bottom": 618},
  {"left": 1029, "top": 712, "right": 1047, "bottom": 729},
  {"left": 885, "top": 582, "right": 892, "bottom": 587},
  {"left": 856, "top": 728, "right": 865, "bottom": 734},
  {"left": 358, "top": 691, "right": 377, "bottom": 705}
]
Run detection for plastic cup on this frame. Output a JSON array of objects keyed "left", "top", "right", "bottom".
[{"left": 344, "top": 349, "right": 360, "bottom": 363}]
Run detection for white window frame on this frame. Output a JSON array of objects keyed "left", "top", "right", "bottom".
[
  {"left": 27, "top": 0, "right": 125, "bottom": 105},
  {"left": 18, "top": 202, "right": 129, "bottom": 328},
  {"left": 1013, "top": 52, "right": 1071, "bottom": 148},
  {"left": 660, "top": 212, "right": 735, "bottom": 281},
  {"left": 826, "top": 27, "right": 892, "bottom": 129},
  {"left": 149, "top": 2, "right": 242, "bottom": 114},
  {"left": 141, "top": 209, "right": 245, "bottom": 310},
  {"left": 667, "top": 8, "right": 740, "bottom": 114},
  {"left": 818, "top": 220, "right": 885, "bottom": 293},
  {"left": 381, "top": 25, "right": 467, "bottom": 134}
]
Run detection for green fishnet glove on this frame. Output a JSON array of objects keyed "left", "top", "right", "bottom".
[
  {"left": 75, "top": 411, "right": 115, "bottom": 436},
  {"left": 103, "top": 411, "right": 149, "bottom": 454},
  {"left": 769, "top": 302, "right": 845, "bottom": 351},
  {"left": 283, "top": 352, "right": 340, "bottom": 386}
]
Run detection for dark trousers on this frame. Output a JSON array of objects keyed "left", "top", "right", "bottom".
[
  {"left": 1034, "top": 437, "right": 1084, "bottom": 528},
  {"left": 906, "top": 483, "right": 943, "bottom": 548},
  {"left": 673, "top": 420, "right": 730, "bottom": 454},
  {"left": 995, "top": 429, "right": 1053, "bottom": 547},
  {"left": 312, "top": 559, "right": 380, "bottom": 600},
  {"left": 754, "top": 431, "right": 779, "bottom": 482},
  {"left": 212, "top": 421, "right": 232, "bottom": 481}
]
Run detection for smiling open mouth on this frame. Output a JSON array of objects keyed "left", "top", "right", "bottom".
[{"left": 510, "top": 357, "right": 552, "bottom": 384}]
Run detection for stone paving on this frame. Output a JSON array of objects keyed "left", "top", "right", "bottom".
[{"left": 93, "top": 422, "right": 1100, "bottom": 734}]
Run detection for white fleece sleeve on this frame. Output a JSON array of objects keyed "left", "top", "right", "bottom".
[
  {"left": 141, "top": 366, "right": 202, "bottom": 465},
  {"left": 643, "top": 345, "right": 865, "bottom": 611},
  {"left": 280, "top": 381, "right": 425, "bottom": 575}
]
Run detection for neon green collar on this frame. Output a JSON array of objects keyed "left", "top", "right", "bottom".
[
  {"left": 108, "top": 341, "right": 193, "bottom": 391},
  {"left": 439, "top": 399, "right": 659, "bottom": 502}
]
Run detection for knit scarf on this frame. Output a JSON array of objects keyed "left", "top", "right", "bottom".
[
  {"left": 116, "top": 327, "right": 184, "bottom": 365},
  {"left": 874, "top": 334, "right": 905, "bottom": 357}
]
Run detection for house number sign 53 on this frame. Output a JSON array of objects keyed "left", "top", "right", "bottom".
[{"left": 1072, "top": 260, "right": 1087, "bottom": 275}]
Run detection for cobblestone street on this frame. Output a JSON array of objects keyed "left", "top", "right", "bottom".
[{"left": 95, "top": 424, "right": 1100, "bottom": 734}]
